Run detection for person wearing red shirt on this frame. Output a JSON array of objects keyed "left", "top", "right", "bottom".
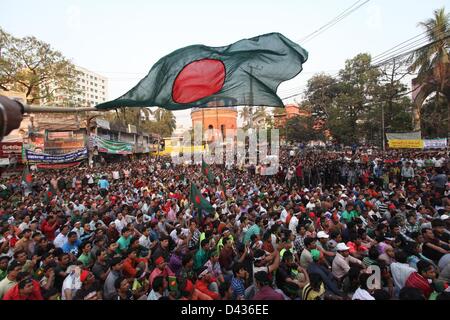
[
  {"left": 122, "top": 249, "right": 147, "bottom": 278},
  {"left": 41, "top": 214, "right": 59, "bottom": 241},
  {"left": 3, "top": 276, "right": 43, "bottom": 300},
  {"left": 405, "top": 260, "right": 436, "bottom": 299},
  {"left": 194, "top": 266, "right": 220, "bottom": 300},
  {"left": 296, "top": 163, "right": 303, "bottom": 186}
]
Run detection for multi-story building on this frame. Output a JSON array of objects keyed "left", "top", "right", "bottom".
[{"left": 74, "top": 66, "right": 108, "bottom": 107}]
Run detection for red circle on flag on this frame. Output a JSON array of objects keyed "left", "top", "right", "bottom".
[
  {"left": 195, "top": 195, "right": 201, "bottom": 204},
  {"left": 172, "top": 58, "right": 226, "bottom": 104}
]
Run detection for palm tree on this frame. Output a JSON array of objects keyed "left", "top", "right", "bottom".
[
  {"left": 155, "top": 108, "right": 176, "bottom": 135},
  {"left": 409, "top": 7, "right": 450, "bottom": 132},
  {"left": 253, "top": 106, "right": 269, "bottom": 128},
  {"left": 239, "top": 106, "right": 252, "bottom": 129}
]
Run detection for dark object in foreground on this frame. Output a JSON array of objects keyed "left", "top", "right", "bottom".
[{"left": 0, "top": 95, "right": 24, "bottom": 141}]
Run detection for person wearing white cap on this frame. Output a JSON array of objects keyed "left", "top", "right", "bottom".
[
  {"left": 332, "top": 243, "right": 364, "bottom": 281},
  {"left": 315, "top": 231, "right": 335, "bottom": 264}
]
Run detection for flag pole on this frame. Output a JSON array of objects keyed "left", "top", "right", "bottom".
[{"left": 23, "top": 105, "right": 97, "bottom": 113}]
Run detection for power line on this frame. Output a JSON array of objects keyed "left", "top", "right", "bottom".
[
  {"left": 371, "top": 33, "right": 450, "bottom": 68},
  {"left": 298, "top": 0, "right": 370, "bottom": 44},
  {"left": 300, "top": 0, "right": 371, "bottom": 44},
  {"left": 371, "top": 26, "right": 449, "bottom": 65},
  {"left": 370, "top": 24, "right": 446, "bottom": 62},
  {"left": 281, "top": 30, "right": 450, "bottom": 101}
]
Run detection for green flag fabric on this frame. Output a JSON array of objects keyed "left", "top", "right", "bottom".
[
  {"left": 22, "top": 166, "right": 32, "bottom": 186},
  {"left": 96, "top": 33, "right": 308, "bottom": 110},
  {"left": 190, "top": 183, "right": 214, "bottom": 215},
  {"left": 202, "top": 160, "right": 215, "bottom": 185}
]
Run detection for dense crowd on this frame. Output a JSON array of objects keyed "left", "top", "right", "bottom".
[{"left": 0, "top": 147, "right": 449, "bottom": 300}]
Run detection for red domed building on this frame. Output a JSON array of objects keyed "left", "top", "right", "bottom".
[{"left": 191, "top": 96, "right": 238, "bottom": 139}]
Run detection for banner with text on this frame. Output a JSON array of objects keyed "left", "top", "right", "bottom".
[
  {"left": 388, "top": 139, "right": 424, "bottom": 149},
  {"left": 424, "top": 138, "right": 447, "bottom": 149},
  {"left": 386, "top": 131, "right": 422, "bottom": 141},
  {"left": 90, "top": 135, "right": 133, "bottom": 154},
  {"left": 25, "top": 148, "right": 88, "bottom": 163},
  {"left": 0, "top": 142, "right": 23, "bottom": 163},
  {"left": 36, "top": 161, "right": 82, "bottom": 169}
]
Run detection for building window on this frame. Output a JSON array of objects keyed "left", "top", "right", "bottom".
[
  {"left": 82, "top": 86, "right": 85, "bottom": 89},
  {"left": 82, "top": 79, "right": 85, "bottom": 83},
  {"left": 91, "top": 95, "right": 94, "bottom": 98},
  {"left": 95, "top": 96, "right": 98, "bottom": 99},
  {"left": 102, "top": 80, "right": 105, "bottom": 83},
  {"left": 102, "top": 86, "right": 104, "bottom": 89},
  {"left": 90, "top": 82, "right": 93, "bottom": 85},
  {"left": 95, "top": 84, "right": 97, "bottom": 87}
]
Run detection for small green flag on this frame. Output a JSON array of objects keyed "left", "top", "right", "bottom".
[
  {"left": 96, "top": 33, "right": 308, "bottom": 110},
  {"left": 22, "top": 166, "right": 32, "bottom": 186},
  {"left": 202, "top": 159, "right": 215, "bottom": 185},
  {"left": 190, "top": 183, "right": 214, "bottom": 219}
]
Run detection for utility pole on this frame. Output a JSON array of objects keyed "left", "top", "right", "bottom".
[{"left": 248, "top": 64, "right": 263, "bottom": 130}]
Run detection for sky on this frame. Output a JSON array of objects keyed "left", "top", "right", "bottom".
[{"left": 1, "top": 0, "right": 448, "bottom": 128}]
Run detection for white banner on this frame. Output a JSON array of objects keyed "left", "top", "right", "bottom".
[{"left": 424, "top": 138, "right": 447, "bottom": 149}]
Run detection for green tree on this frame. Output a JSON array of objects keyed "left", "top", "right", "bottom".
[
  {"left": 304, "top": 73, "right": 340, "bottom": 120},
  {"left": 286, "top": 114, "right": 324, "bottom": 143},
  {"left": 331, "top": 53, "right": 381, "bottom": 144},
  {"left": 153, "top": 108, "right": 176, "bottom": 136},
  {"left": 408, "top": 7, "right": 450, "bottom": 132},
  {"left": 363, "top": 58, "right": 413, "bottom": 146},
  {"left": 106, "top": 107, "right": 176, "bottom": 138},
  {"left": 239, "top": 106, "right": 253, "bottom": 129},
  {"left": 421, "top": 95, "right": 448, "bottom": 138},
  {"left": 0, "top": 27, "right": 80, "bottom": 106}
]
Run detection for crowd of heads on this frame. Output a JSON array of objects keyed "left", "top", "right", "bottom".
[{"left": 0, "top": 146, "right": 449, "bottom": 300}]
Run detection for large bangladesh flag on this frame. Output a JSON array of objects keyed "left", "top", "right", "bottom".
[{"left": 96, "top": 33, "right": 308, "bottom": 110}]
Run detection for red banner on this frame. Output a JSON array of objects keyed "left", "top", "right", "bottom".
[
  {"left": 36, "top": 161, "right": 82, "bottom": 170},
  {"left": 0, "top": 142, "right": 23, "bottom": 163}
]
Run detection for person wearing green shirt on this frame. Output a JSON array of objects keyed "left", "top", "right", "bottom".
[
  {"left": 341, "top": 204, "right": 359, "bottom": 224},
  {"left": 243, "top": 217, "right": 263, "bottom": 245},
  {"left": 78, "top": 242, "right": 93, "bottom": 267},
  {"left": 216, "top": 228, "right": 234, "bottom": 255},
  {"left": 194, "top": 239, "right": 210, "bottom": 271},
  {"left": 0, "top": 256, "right": 9, "bottom": 281},
  {"left": 116, "top": 228, "right": 132, "bottom": 254}
]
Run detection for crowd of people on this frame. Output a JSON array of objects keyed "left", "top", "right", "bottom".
[{"left": 0, "top": 147, "right": 449, "bottom": 300}]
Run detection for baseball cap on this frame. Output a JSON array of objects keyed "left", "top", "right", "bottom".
[
  {"left": 317, "top": 231, "right": 329, "bottom": 239},
  {"left": 441, "top": 215, "right": 449, "bottom": 221},
  {"left": 336, "top": 243, "right": 350, "bottom": 251},
  {"left": 311, "top": 249, "right": 321, "bottom": 261}
]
